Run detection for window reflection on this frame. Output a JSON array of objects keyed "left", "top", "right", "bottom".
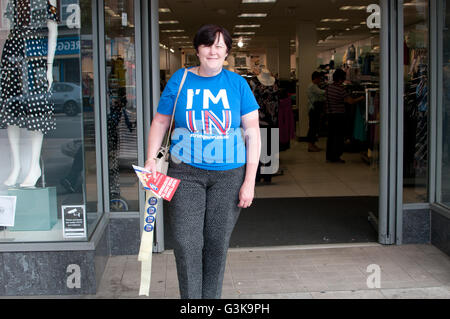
[
  {"left": 104, "top": 0, "right": 138, "bottom": 212},
  {"left": 403, "top": 0, "right": 429, "bottom": 203},
  {"left": 440, "top": 1, "right": 450, "bottom": 207}
]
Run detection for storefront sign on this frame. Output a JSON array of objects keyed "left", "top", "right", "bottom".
[
  {"left": 62, "top": 205, "right": 86, "bottom": 238},
  {"left": 0, "top": 196, "right": 16, "bottom": 227},
  {"left": 25, "top": 37, "right": 80, "bottom": 57},
  {"left": 56, "top": 37, "right": 81, "bottom": 55}
]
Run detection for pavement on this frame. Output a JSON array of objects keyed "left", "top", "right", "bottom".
[
  {"left": 3, "top": 243, "right": 450, "bottom": 299},
  {"left": 93, "top": 243, "right": 450, "bottom": 299}
]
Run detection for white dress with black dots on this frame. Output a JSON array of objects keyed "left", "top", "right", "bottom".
[{"left": 0, "top": 0, "right": 58, "bottom": 134}]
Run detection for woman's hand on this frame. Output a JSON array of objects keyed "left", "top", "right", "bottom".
[
  {"left": 238, "top": 179, "right": 255, "bottom": 209},
  {"left": 144, "top": 158, "right": 158, "bottom": 182},
  {"left": 145, "top": 112, "right": 172, "bottom": 181}
]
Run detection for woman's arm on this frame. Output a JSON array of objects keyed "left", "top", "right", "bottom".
[
  {"left": 46, "top": 0, "right": 58, "bottom": 91},
  {"left": 144, "top": 112, "right": 172, "bottom": 180},
  {"left": 238, "top": 110, "right": 261, "bottom": 208}
]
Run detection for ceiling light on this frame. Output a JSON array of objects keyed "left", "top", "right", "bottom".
[
  {"left": 169, "top": 36, "right": 189, "bottom": 39},
  {"left": 161, "top": 29, "right": 185, "bottom": 33},
  {"left": 159, "top": 20, "right": 179, "bottom": 24},
  {"left": 242, "top": 0, "right": 276, "bottom": 3},
  {"left": 316, "top": 27, "right": 331, "bottom": 31},
  {"left": 234, "top": 32, "right": 256, "bottom": 35},
  {"left": 321, "top": 18, "right": 349, "bottom": 22},
  {"left": 237, "top": 40, "right": 244, "bottom": 48},
  {"left": 170, "top": 48, "right": 175, "bottom": 53},
  {"left": 339, "top": 6, "right": 366, "bottom": 10},
  {"left": 238, "top": 13, "right": 267, "bottom": 18},
  {"left": 404, "top": 1, "right": 428, "bottom": 7},
  {"left": 235, "top": 24, "right": 261, "bottom": 28},
  {"left": 159, "top": 8, "right": 171, "bottom": 13}
]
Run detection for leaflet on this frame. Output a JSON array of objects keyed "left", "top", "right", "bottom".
[{"left": 132, "top": 165, "right": 180, "bottom": 202}]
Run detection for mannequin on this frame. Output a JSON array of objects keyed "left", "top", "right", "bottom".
[
  {"left": 1, "top": 0, "right": 58, "bottom": 187},
  {"left": 252, "top": 68, "right": 279, "bottom": 183}
]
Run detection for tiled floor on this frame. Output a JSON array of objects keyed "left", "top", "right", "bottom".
[
  {"left": 92, "top": 244, "right": 450, "bottom": 299},
  {"left": 256, "top": 138, "right": 426, "bottom": 202}
]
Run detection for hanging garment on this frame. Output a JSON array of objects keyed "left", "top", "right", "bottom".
[
  {"left": 251, "top": 77, "right": 279, "bottom": 127},
  {"left": 278, "top": 97, "right": 295, "bottom": 146},
  {"left": 346, "top": 44, "right": 356, "bottom": 62},
  {"left": 353, "top": 100, "right": 367, "bottom": 142},
  {"left": 0, "top": 0, "right": 59, "bottom": 134}
]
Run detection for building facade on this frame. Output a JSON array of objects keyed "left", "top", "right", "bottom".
[{"left": 0, "top": 0, "right": 449, "bottom": 296}]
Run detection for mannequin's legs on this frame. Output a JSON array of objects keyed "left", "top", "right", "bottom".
[
  {"left": 20, "top": 130, "right": 43, "bottom": 187},
  {"left": 4, "top": 125, "right": 21, "bottom": 186}
]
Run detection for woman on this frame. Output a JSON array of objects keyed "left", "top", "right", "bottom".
[
  {"left": 325, "top": 68, "right": 364, "bottom": 163},
  {"left": 145, "top": 24, "right": 261, "bottom": 299}
]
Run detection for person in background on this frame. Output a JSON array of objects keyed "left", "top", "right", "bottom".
[
  {"left": 325, "top": 69, "right": 364, "bottom": 163},
  {"left": 145, "top": 24, "right": 260, "bottom": 299},
  {"left": 307, "top": 71, "right": 326, "bottom": 152}
]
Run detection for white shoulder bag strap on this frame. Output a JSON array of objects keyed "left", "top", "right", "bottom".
[{"left": 161, "top": 68, "right": 189, "bottom": 157}]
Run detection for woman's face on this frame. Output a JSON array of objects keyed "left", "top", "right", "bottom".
[{"left": 197, "top": 33, "right": 228, "bottom": 73}]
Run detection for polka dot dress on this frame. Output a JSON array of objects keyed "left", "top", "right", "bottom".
[{"left": 0, "top": 0, "right": 59, "bottom": 134}]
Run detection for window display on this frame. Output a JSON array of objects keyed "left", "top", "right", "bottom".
[
  {"left": 1, "top": 0, "right": 58, "bottom": 187},
  {"left": 0, "top": 0, "right": 99, "bottom": 242}
]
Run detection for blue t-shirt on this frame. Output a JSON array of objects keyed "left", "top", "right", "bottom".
[{"left": 157, "top": 68, "right": 259, "bottom": 170}]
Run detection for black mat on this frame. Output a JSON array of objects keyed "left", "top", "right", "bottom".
[{"left": 163, "top": 197, "right": 379, "bottom": 249}]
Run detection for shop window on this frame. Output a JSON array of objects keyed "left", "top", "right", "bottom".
[
  {"left": 0, "top": 0, "right": 99, "bottom": 241},
  {"left": 439, "top": 1, "right": 450, "bottom": 207}
]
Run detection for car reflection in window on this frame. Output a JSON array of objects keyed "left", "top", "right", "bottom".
[{"left": 51, "top": 82, "right": 82, "bottom": 116}]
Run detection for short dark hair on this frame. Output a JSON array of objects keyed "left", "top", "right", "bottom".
[
  {"left": 312, "top": 71, "right": 322, "bottom": 81},
  {"left": 332, "top": 69, "right": 347, "bottom": 83},
  {"left": 193, "top": 24, "right": 233, "bottom": 53}
]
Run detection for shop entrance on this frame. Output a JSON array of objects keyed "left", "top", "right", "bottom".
[{"left": 156, "top": 0, "right": 389, "bottom": 249}]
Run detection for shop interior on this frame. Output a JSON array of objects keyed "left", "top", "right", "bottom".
[
  {"left": 157, "top": 0, "right": 429, "bottom": 247},
  {"left": 0, "top": 0, "right": 430, "bottom": 246}
]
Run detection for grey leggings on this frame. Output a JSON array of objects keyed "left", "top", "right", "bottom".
[{"left": 167, "top": 158, "right": 245, "bottom": 299}]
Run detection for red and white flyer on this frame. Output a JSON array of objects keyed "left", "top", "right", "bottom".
[{"left": 132, "top": 165, "right": 180, "bottom": 201}]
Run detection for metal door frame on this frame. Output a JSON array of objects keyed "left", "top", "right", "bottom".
[
  {"left": 145, "top": 0, "right": 406, "bottom": 250},
  {"left": 141, "top": 0, "right": 165, "bottom": 252},
  {"left": 98, "top": 0, "right": 146, "bottom": 216},
  {"left": 379, "top": 0, "right": 407, "bottom": 245}
]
